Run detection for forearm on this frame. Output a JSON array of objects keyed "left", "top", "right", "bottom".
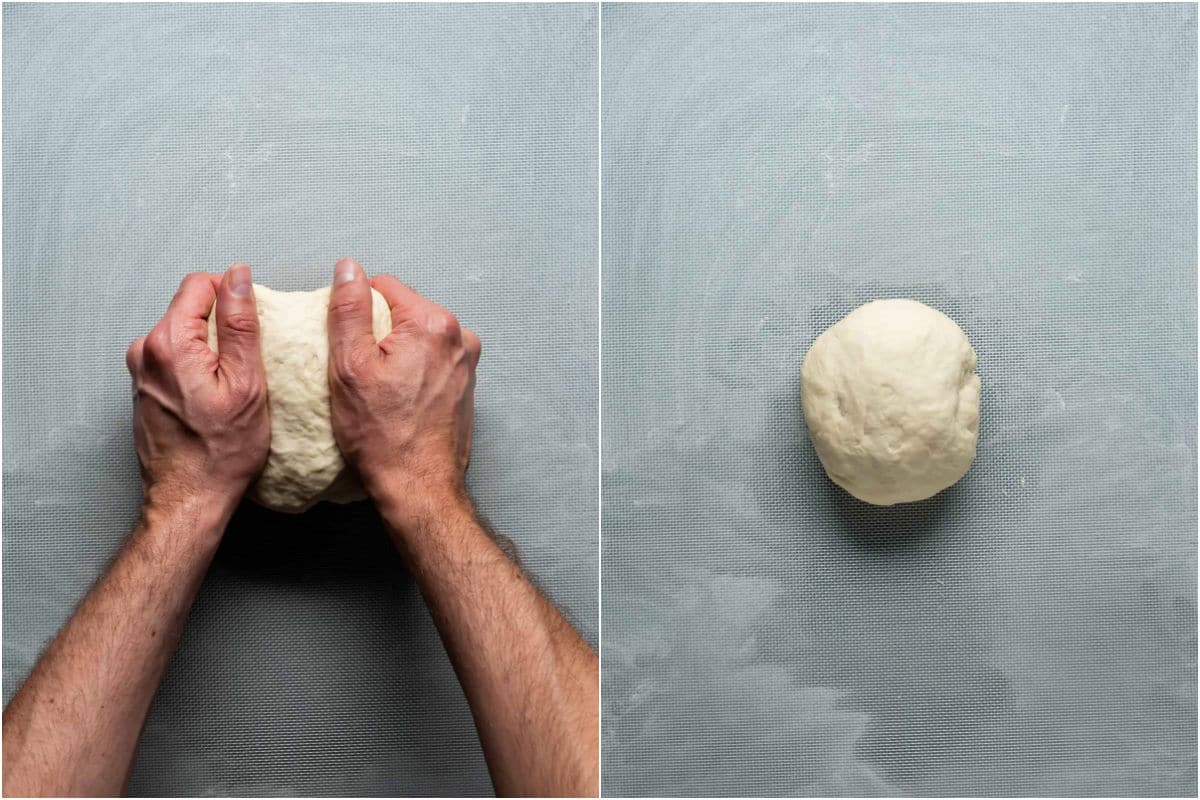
[
  {"left": 3, "top": 491, "right": 231, "bottom": 797},
  {"left": 378, "top": 486, "right": 599, "bottom": 798}
]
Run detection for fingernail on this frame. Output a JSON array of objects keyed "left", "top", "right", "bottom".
[
  {"left": 334, "top": 258, "right": 360, "bottom": 285},
  {"left": 229, "top": 264, "right": 252, "bottom": 297}
]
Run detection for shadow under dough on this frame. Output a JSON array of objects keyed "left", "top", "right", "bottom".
[
  {"left": 214, "top": 498, "right": 407, "bottom": 579},
  {"left": 824, "top": 477, "right": 960, "bottom": 551}
]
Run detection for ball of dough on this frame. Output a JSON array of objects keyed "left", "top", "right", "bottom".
[
  {"left": 207, "top": 285, "right": 392, "bottom": 513},
  {"left": 801, "top": 299, "right": 980, "bottom": 506}
]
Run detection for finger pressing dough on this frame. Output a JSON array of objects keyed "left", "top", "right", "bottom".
[
  {"left": 207, "top": 285, "right": 391, "bottom": 513},
  {"left": 801, "top": 299, "right": 980, "bottom": 505}
]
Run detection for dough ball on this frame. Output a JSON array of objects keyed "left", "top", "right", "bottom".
[
  {"left": 801, "top": 299, "right": 980, "bottom": 506},
  {"left": 207, "top": 285, "right": 392, "bottom": 513}
]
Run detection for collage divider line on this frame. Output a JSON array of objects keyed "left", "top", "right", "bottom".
[{"left": 595, "top": 1, "right": 604, "bottom": 791}]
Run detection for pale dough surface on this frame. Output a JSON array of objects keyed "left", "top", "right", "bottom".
[
  {"left": 207, "top": 285, "right": 392, "bottom": 513},
  {"left": 801, "top": 299, "right": 980, "bottom": 506}
]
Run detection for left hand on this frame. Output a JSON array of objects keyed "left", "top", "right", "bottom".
[{"left": 125, "top": 264, "right": 270, "bottom": 514}]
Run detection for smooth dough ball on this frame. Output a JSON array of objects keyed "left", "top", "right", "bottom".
[
  {"left": 208, "top": 285, "right": 391, "bottom": 513},
  {"left": 801, "top": 299, "right": 980, "bottom": 506}
]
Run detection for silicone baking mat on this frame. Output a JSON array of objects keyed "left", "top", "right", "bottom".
[
  {"left": 601, "top": 4, "right": 1196, "bottom": 795},
  {"left": 3, "top": 4, "right": 597, "bottom": 795}
]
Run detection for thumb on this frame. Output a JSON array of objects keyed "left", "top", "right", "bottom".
[
  {"left": 215, "top": 263, "right": 264, "bottom": 379},
  {"left": 328, "top": 258, "right": 376, "bottom": 357}
]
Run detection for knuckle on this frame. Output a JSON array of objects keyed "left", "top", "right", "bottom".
[
  {"left": 431, "top": 310, "right": 461, "bottom": 340},
  {"left": 329, "top": 296, "right": 368, "bottom": 319},
  {"left": 178, "top": 272, "right": 210, "bottom": 295},
  {"left": 143, "top": 328, "right": 173, "bottom": 362},
  {"left": 220, "top": 311, "right": 259, "bottom": 336},
  {"left": 125, "top": 339, "right": 144, "bottom": 372}
]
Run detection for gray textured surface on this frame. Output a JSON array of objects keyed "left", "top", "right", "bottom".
[
  {"left": 602, "top": 4, "right": 1197, "bottom": 796},
  {"left": 3, "top": 4, "right": 596, "bottom": 795}
]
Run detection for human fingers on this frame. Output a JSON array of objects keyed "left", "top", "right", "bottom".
[
  {"left": 213, "top": 263, "right": 265, "bottom": 382},
  {"left": 329, "top": 258, "right": 378, "bottom": 350}
]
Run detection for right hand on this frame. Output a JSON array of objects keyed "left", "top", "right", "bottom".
[{"left": 326, "top": 258, "right": 481, "bottom": 524}]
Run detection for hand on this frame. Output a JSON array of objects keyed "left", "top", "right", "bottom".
[
  {"left": 326, "top": 258, "right": 481, "bottom": 523},
  {"left": 126, "top": 265, "right": 270, "bottom": 515}
]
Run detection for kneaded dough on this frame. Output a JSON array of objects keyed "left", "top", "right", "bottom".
[
  {"left": 800, "top": 299, "right": 980, "bottom": 506},
  {"left": 207, "top": 285, "right": 391, "bottom": 513}
]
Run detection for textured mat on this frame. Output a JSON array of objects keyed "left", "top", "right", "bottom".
[
  {"left": 601, "top": 4, "right": 1197, "bottom": 796},
  {"left": 3, "top": 4, "right": 597, "bottom": 795}
]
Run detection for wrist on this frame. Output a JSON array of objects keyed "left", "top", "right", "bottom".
[
  {"left": 372, "top": 475, "right": 473, "bottom": 539},
  {"left": 373, "top": 479, "right": 508, "bottom": 579},
  {"left": 141, "top": 479, "right": 240, "bottom": 543}
]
